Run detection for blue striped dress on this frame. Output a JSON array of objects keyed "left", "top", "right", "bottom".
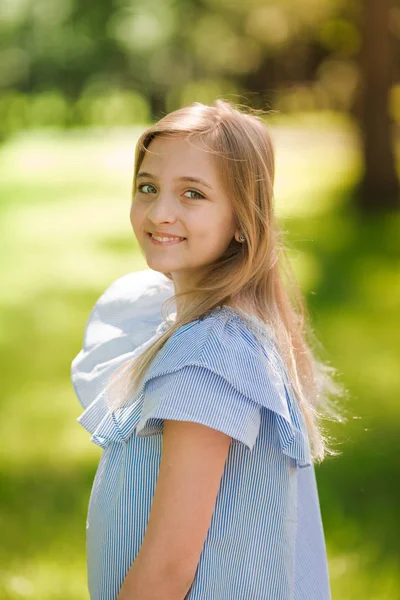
[{"left": 71, "top": 269, "right": 331, "bottom": 600}]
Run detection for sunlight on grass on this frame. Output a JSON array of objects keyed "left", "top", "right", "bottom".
[
  {"left": 1, "top": 557, "right": 87, "bottom": 600},
  {"left": 1, "top": 382, "right": 100, "bottom": 468},
  {"left": 273, "top": 125, "right": 361, "bottom": 217},
  {"left": 0, "top": 193, "right": 145, "bottom": 304},
  {"left": 329, "top": 547, "right": 400, "bottom": 599},
  {"left": 0, "top": 127, "right": 142, "bottom": 186}
]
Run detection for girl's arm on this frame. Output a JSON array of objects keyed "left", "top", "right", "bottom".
[{"left": 117, "top": 419, "right": 232, "bottom": 600}]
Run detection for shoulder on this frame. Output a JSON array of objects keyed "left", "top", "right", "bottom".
[
  {"left": 155, "top": 306, "right": 262, "bottom": 359},
  {"left": 141, "top": 307, "right": 283, "bottom": 408}
]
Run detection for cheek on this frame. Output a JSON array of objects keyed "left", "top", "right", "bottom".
[
  {"left": 208, "top": 215, "right": 235, "bottom": 242},
  {"left": 130, "top": 203, "right": 142, "bottom": 230}
]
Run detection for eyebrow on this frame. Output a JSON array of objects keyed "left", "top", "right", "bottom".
[{"left": 136, "top": 171, "right": 213, "bottom": 190}]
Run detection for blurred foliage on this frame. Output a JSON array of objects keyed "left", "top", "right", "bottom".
[
  {"left": 2, "top": 0, "right": 397, "bottom": 137},
  {"left": 0, "top": 88, "right": 150, "bottom": 136},
  {"left": 0, "top": 121, "right": 399, "bottom": 598},
  {"left": 1, "top": 0, "right": 400, "bottom": 212}
]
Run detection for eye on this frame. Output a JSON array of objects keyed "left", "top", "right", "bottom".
[
  {"left": 137, "top": 183, "right": 157, "bottom": 194},
  {"left": 184, "top": 189, "right": 205, "bottom": 200}
]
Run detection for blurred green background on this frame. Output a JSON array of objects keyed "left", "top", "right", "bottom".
[{"left": 1, "top": 0, "right": 399, "bottom": 598}]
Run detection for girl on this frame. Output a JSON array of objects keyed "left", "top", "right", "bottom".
[{"left": 71, "top": 99, "right": 344, "bottom": 599}]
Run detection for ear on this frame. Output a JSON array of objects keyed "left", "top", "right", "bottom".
[{"left": 234, "top": 231, "right": 245, "bottom": 243}]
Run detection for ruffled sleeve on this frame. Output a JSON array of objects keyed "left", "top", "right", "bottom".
[
  {"left": 134, "top": 311, "right": 312, "bottom": 467},
  {"left": 136, "top": 365, "right": 261, "bottom": 450},
  {"left": 70, "top": 268, "right": 174, "bottom": 411}
]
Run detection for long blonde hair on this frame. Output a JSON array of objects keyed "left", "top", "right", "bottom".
[{"left": 106, "top": 99, "right": 346, "bottom": 464}]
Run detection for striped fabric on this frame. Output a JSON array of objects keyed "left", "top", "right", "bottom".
[{"left": 71, "top": 269, "right": 331, "bottom": 600}]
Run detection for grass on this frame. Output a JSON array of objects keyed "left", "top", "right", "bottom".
[{"left": 0, "top": 120, "right": 399, "bottom": 599}]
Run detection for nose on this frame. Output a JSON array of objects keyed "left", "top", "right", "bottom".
[{"left": 147, "top": 192, "right": 178, "bottom": 225}]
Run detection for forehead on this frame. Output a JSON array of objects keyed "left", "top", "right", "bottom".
[{"left": 141, "top": 135, "right": 219, "bottom": 180}]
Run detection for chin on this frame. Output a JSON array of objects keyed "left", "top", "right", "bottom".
[{"left": 145, "top": 260, "right": 179, "bottom": 273}]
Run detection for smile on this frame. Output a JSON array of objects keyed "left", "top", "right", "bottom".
[{"left": 147, "top": 233, "right": 186, "bottom": 246}]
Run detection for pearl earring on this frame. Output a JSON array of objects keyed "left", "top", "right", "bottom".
[{"left": 238, "top": 235, "right": 245, "bottom": 242}]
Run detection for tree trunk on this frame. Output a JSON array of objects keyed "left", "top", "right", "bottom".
[
  {"left": 357, "top": 0, "right": 400, "bottom": 211},
  {"left": 149, "top": 90, "right": 167, "bottom": 122}
]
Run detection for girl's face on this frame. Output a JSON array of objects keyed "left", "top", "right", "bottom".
[{"left": 130, "top": 134, "right": 239, "bottom": 295}]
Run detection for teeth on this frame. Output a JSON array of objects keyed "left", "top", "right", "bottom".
[{"left": 151, "top": 234, "right": 185, "bottom": 242}]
